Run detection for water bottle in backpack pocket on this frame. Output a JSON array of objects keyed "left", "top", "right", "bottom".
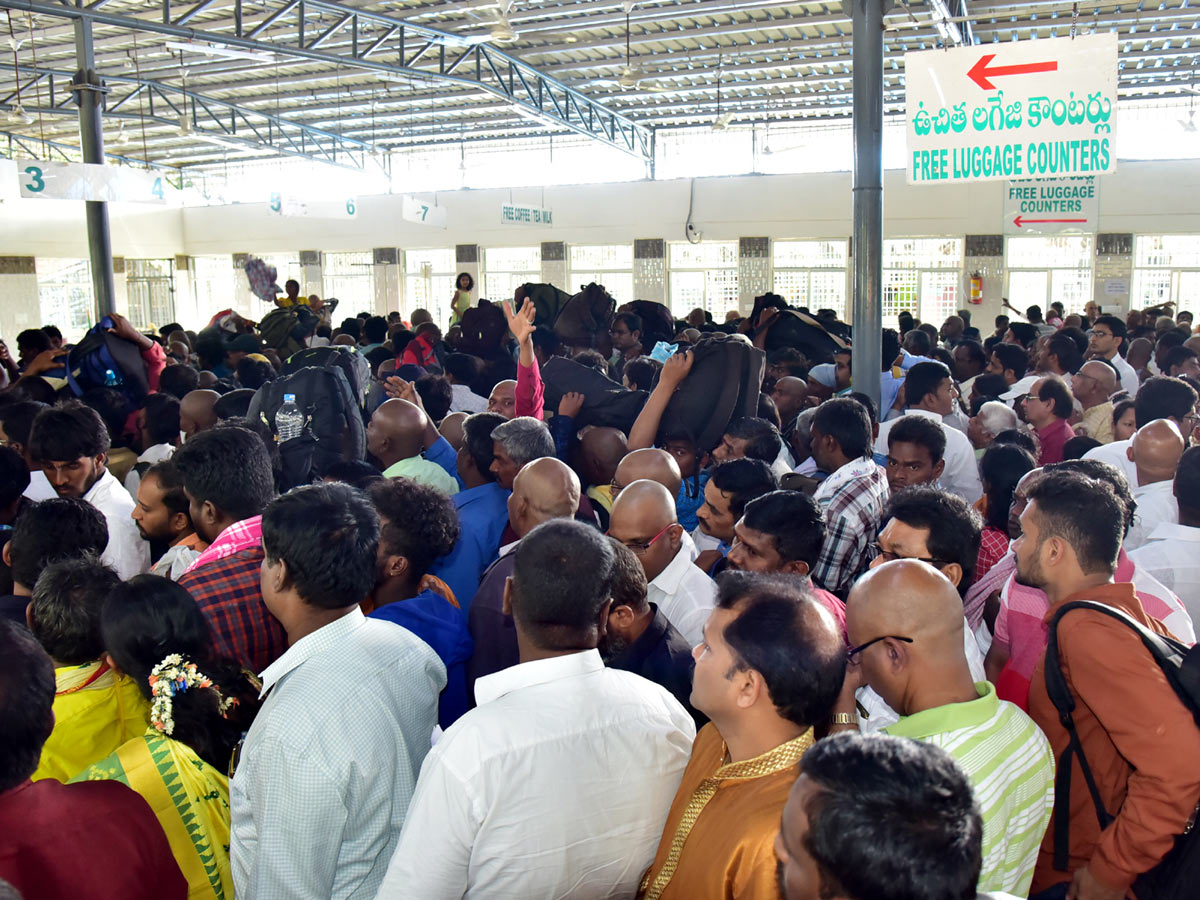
[{"left": 274, "top": 393, "right": 305, "bottom": 443}]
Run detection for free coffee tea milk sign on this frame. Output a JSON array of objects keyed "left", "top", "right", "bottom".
[{"left": 905, "top": 32, "right": 1117, "bottom": 185}]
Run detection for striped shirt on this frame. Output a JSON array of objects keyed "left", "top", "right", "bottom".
[{"left": 886, "top": 682, "right": 1053, "bottom": 896}]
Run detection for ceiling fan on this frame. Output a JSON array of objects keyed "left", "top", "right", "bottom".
[
  {"left": 456, "top": 0, "right": 519, "bottom": 45},
  {"left": 581, "top": 3, "right": 672, "bottom": 92}
]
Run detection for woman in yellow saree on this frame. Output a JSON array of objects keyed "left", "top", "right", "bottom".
[{"left": 70, "top": 576, "right": 260, "bottom": 900}]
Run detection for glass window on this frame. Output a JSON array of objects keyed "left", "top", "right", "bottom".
[
  {"left": 37, "top": 259, "right": 94, "bottom": 342},
  {"left": 668, "top": 241, "right": 739, "bottom": 318},
  {"left": 569, "top": 244, "right": 633, "bottom": 303},
  {"left": 191, "top": 256, "right": 237, "bottom": 326},
  {"left": 323, "top": 252, "right": 374, "bottom": 312},
  {"left": 772, "top": 240, "right": 849, "bottom": 318},
  {"left": 125, "top": 258, "right": 176, "bottom": 332},
  {"left": 1132, "top": 235, "right": 1200, "bottom": 309},
  {"left": 1006, "top": 236, "right": 1093, "bottom": 314},
  {"left": 882, "top": 238, "right": 963, "bottom": 324},
  {"left": 483, "top": 246, "right": 541, "bottom": 304},
  {"left": 404, "top": 249, "right": 456, "bottom": 326}
]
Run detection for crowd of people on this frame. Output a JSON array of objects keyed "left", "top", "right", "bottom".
[{"left": 1, "top": 281, "right": 1198, "bottom": 900}]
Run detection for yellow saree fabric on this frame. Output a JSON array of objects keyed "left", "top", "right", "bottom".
[
  {"left": 72, "top": 733, "right": 232, "bottom": 900},
  {"left": 33, "top": 661, "right": 150, "bottom": 783}
]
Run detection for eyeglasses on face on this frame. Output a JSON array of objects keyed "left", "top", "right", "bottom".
[
  {"left": 1091, "top": 330, "right": 1113, "bottom": 339},
  {"left": 847, "top": 635, "right": 913, "bottom": 663},
  {"left": 869, "top": 543, "right": 950, "bottom": 567},
  {"left": 606, "top": 523, "right": 674, "bottom": 554}
]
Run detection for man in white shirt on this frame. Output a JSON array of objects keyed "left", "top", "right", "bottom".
[
  {"left": 27, "top": 401, "right": 149, "bottom": 580},
  {"left": 123, "top": 393, "right": 179, "bottom": 498},
  {"left": 378, "top": 519, "right": 695, "bottom": 900},
  {"left": 875, "top": 362, "right": 983, "bottom": 504},
  {"left": 1130, "top": 445, "right": 1200, "bottom": 624},
  {"left": 1085, "top": 375, "right": 1200, "bottom": 490},
  {"left": 1124, "top": 418, "right": 1184, "bottom": 550},
  {"left": 231, "top": 482, "right": 445, "bottom": 900},
  {"left": 609, "top": 479, "right": 717, "bottom": 645},
  {"left": 1088, "top": 314, "right": 1141, "bottom": 397}
]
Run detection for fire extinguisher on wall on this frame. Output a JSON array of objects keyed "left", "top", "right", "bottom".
[{"left": 969, "top": 273, "right": 983, "bottom": 305}]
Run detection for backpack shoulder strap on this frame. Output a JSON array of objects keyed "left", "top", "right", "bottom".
[{"left": 1045, "top": 601, "right": 1119, "bottom": 873}]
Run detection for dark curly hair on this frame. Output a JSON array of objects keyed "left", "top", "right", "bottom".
[{"left": 367, "top": 478, "right": 461, "bottom": 579}]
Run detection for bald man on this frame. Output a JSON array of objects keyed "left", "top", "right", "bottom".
[
  {"left": 839, "top": 560, "right": 1054, "bottom": 896},
  {"left": 487, "top": 380, "right": 517, "bottom": 419},
  {"left": 467, "top": 458, "right": 582, "bottom": 699},
  {"left": 575, "top": 427, "right": 629, "bottom": 528},
  {"left": 179, "top": 389, "right": 220, "bottom": 440},
  {"left": 611, "top": 448, "right": 682, "bottom": 500},
  {"left": 438, "top": 411, "right": 468, "bottom": 452},
  {"left": 1073, "top": 360, "right": 1118, "bottom": 444},
  {"left": 1124, "top": 418, "right": 1185, "bottom": 550},
  {"left": 367, "top": 398, "right": 459, "bottom": 496},
  {"left": 769, "top": 376, "right": 808, "bottom": 439},
  {"left": 608, "top": 479, "right": 715, "bottom": 645}
]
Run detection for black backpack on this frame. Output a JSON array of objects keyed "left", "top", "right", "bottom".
[
  {"left": 258, "top": 306, "right": 317, "bottom": 359},
  {"left": 1045, "top": 600, "right": 1200, "bottom": 899},
  {"left": 541, "top": 356, "right": 648, "bottom": 433},
  {"left": 282, "top": 345, "right": 370, "bottom": 410},
  {"left": 553, "top": 283, "right": 617, "bottom": 350},
  {"left": 246, "top": 366, "right": 366, "bottom": 489},
  {"left": 621, "top": 300, "right": 676, "bottom": 350},
  {"left": 654, "top": 335, "right": 765, "bottom": 453},
  {"left": 66, "top": 317, "right": 150, "bottom": 407},
  {"left": 458, "top": 300, "right": 509, "bottom": 358},
  {"left": 762, "top": 308, "right": 849, "bottom": 364}
]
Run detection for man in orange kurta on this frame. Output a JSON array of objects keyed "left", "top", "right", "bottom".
[{"left": 637, "top": 572, "right": 846, "bottom": 900}]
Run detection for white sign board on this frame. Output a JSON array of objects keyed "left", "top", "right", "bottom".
[
  {"left": 267, "top": 192, "right": 307, "bottom": 217},
  {"left": 402, "top": 195, "right": 447, "bottom": 228},
  {"left": 16, "top": 159, "right": 168, "bottom": 203},
  {"left": 1105, "top": 278, "right": 1130, "bottom": 297},
  {"left": 1003, "top": 176, "right": 1098, "bottom": 234},
  {"left": 500, "top": 203, "right": 553, "bottom": 227},
  {"left": 905, "top": 33, "right": 1117, "bottom": 185}
]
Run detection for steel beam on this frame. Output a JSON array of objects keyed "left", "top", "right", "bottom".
[
  {"left": 0, "top": 0, "right": 654, "bottom": 161},
  {"left": 71, "top": 17, "right": 116, "bottom": 319},
  {"left": 850, "top": 0, "right": 884, "bottom": 410}
]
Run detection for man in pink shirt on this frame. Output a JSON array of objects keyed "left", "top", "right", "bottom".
[{"left": 1022, "top": 375, "right": 1075, "bottom": 466}]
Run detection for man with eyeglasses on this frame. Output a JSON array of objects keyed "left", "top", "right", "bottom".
[
  {"left": 609, "top": 479, "right": 715, "bottom": 647},
  {"left": 1087, "top": 314, "right": 1140, "bottom": 396},
  {"left": 1020, "top": 376, "right": 1075, "bottom": 466},
  {"left": 836, "top": 559, "right": 1054, "bottom": 897},
  {"left": 608, "top": 311, "right": 644, "bottom": 381}
]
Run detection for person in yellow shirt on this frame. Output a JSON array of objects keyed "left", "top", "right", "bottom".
[
  {"left": 27, "top": 556, "right": 149, "bottom": 782},
  {"left": 638, "top": 571, "right": 846, "bottom": 900},
  {"left": 73, "top": 574, "right": 261, "bottom": 900}
]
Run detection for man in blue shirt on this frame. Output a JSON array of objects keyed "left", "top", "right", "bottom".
[
  {"left": 425, "top": 411, "right": 511, "bottom": 607},
  {"left": 366, "top": 478, "right": 473, "bottom": 729}
]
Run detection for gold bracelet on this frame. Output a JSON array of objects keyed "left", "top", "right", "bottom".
[{"left": 829, "top": 712, "right": 858, "bottom": 725}]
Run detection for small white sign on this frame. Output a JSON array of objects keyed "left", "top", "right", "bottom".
[
  {"left": 267, "top": 192, "right": 307, "bottom": 217},
  {"left": 500, "top": 203, "right": 553, "bottom": 227},
  {"left": 1104, "top": 278, "right": 1130, "bottom": 297},
  {"left": 1003, "top": 176, "right": 1098, "bottom": 234},
  {"left": 402, "top": 195, "right": 447, "bottom": 228},
  {"left": 16, "top": 159, "right": 168, "bottom": 203},
  {"left": 905, "top": 33, "right": 1117, "bottom": 185}
]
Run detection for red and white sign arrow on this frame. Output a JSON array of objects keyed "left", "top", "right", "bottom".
[
  {"left": 968, "top": 54, "right": 1059, "bottom": 90},
  {"left": 1012, "top": 215, "right": 1088, "bottom": 228}
]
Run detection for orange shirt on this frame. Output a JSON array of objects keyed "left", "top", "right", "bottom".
[
  {"left": 638, "top": 723, "right": 811, "bottom": 900},
  {"left": 1028, "top": 581, "right": 1200, "bottom": 894}
]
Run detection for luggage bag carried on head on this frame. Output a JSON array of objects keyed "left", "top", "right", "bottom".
[
  {"left": 654, "top": 334, "right": 765, "bottom": 453},
  {"left": 282, "top": 344, "right": 370, "bottom": 410},
  {"left": 66, "top": 317, "right": 151, "bottom": 406},
  {"left": 540, "top": 356, "right": 648, "bottom": 434},
  {"left": 553, "top": 283, "right": 617, "bottom": 350},
  {"left": 247, "top": 365, "right": 366, "bottom": 489}
]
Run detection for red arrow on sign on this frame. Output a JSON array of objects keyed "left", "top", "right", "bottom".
[
  {"left": 968, "top": 54, "right": 1058, "bottom": 90},
  {"left": 1013, "top": 215, "right": 1088, "bottom": 228}
]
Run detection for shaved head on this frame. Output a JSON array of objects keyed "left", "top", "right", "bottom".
[
  {"left": 577, "top": 427, "right": 628, "bottom": 488},
  {"left": 608, "top": 479, "right": 682, "bottom": 583},
  {"left": 488, "top": 380, "right": 517, "bottom": 418},
  {"left": 613, "top": 448, "right": 682, "bottom": 498},
  {"left": 770, "top": 376, "right": 809, "bottom": 422},
  {"left": 438, "top": 411, "right": 468, "bottom": 451},
  {"left": 179, "top": 389, "right": 220, "bottom": 439},
  {"left": 846, "top": 559, "right": 972, "bottom": 717},
  {"left": 510, "top": 457, "right": 581, "bottom": 536},
  {"left": 1129, "top": 418, "right": 1185, "bottom": 485},
  {"left": 367, "top": 398, "right": 429, "bottom": 467},
  {"left": 1078, "top": 360, "right": 1116, "bottom": 405}
]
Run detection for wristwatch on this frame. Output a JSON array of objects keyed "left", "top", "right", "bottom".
[{"left": 829, "top": 712, "right": 859, "bottom": 725}]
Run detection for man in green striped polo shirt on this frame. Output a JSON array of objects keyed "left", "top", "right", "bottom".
[{"left": 845, "top": 558, "right": 1054, "bottom": 897}]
